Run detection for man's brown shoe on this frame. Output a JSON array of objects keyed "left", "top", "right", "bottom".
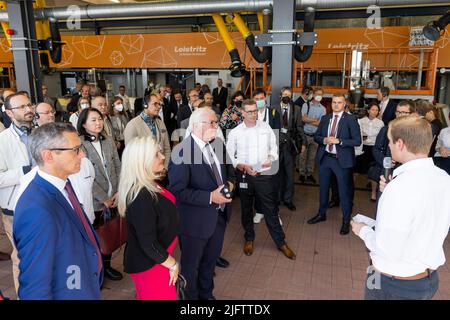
[
  {"left": 243, "top": 241, "right": 254, "bottom": 256},
  {"left": 279, "top": 244, "right": 296, "bottom": 260},
  {"left": 0, "top": 251, "right": 10, "bottom": 261}
]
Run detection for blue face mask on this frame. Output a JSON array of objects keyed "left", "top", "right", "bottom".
[{"left": 256, "top": 100, "right": 266, "bottom": 110}]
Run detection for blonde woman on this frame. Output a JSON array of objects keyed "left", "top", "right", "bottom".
[{"left": 118, "top": 136, "right": 180, "bottom": 300}]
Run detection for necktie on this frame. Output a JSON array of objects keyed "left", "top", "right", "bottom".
[
  {"left": 205, "top": 144, "right": 225, "bottom": 211},
  {"left": 64, "top": 181, "right": 102, "bottom": 273},
  {"left": 328, "top": 115, "right": 339, "bottom": 153},
  {"left": 282, "top": 108, "right": 288, "bottom": 128}
]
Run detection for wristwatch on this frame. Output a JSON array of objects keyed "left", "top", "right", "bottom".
[{"left": 338, "top": 139, "right": 343, "bottom": 146}]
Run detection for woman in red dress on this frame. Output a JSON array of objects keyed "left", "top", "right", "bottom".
[{"left": 118, "top": 136, "right": 180, "bottom": 300}]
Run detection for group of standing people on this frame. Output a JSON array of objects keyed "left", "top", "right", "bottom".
[{"left": 1, "top": 78, "right": 449, "bottom": 301}]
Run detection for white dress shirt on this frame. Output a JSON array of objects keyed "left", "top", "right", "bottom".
[
  {"left": 15, "top": 158, "right": 96, "bottom": 224},
  {"left": 191, "top": 133, "right": 223, "bottom": 182},
  {"left": 435, "top": 127, "right": 450, "bottom": 157},
  {"left": 358, "top": 116, "right": 385, "bottom": 146},
  {"left": 257, "top": 108, "right": 270, "bottom": 124},
  {"left": 378, "top": 98, "right": 389, "bottom": 119},
  {"left": 326, "top": 111, "right": 344, "bottom": 154},
  {"left": 226, "top": 121, "right": 278, "bottom": 172},
  {"left": 358, "top": 158, "right": 450, "bottom": 277}
]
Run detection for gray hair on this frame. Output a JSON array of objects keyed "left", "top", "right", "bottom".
[
  {"left": 188, "top": 107, "right": 216, "bottom": 130},
  {"left": 30, "top": 122, "right": 77, "bottom": 166}
]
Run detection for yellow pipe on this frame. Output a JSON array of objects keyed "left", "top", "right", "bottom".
[
  {"left": 231, "top": 13, "right": 252, "bottom": 40},
  {"left": 212, "top": 14, "right": 236, "bottom": 52},
  {"left": 34, "top": 0, "right": 51, "bottom": 40},
  {"left": 257, "top": 13, "right": 264, "bottom": 33},
  {"left": 0, "top": 1, "right": 11, "bottom": 46}
]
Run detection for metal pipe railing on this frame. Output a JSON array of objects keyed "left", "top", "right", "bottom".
[{"left": 0, "top": 0, "right": 448, "bottom": 22}]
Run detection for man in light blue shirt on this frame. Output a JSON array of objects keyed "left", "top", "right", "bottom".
[{"left": 299, "top": 87, "right": 326, "bottom": 183}]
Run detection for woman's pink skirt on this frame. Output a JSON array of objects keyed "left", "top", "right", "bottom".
[{"left": 130, "top": 237, "right": 178, "bottom": 300}]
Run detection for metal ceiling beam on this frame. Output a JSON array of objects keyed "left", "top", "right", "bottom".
[
  {"left": 0, "top": 0, "right": 449, "bottom": 22},
  {"left": 55, "top": 6, "right": 450, "bottom": 31}
]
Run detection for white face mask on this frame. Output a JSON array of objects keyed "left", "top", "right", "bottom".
[
  {"left": 314, "top": 95, "right": 323, "bottom": 102},
  {"left": 114, "top": 104, "right": 124, "bottom": 112},
  {"left": 80, "top": 103, "right": 90, "bottom": 110},
  {"left": 307, "top": 94, "right": 313, "bottom": 101}
]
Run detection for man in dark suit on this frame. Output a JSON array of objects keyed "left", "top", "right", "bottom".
[
  {"left": 169, "top": 108, "right": 235, "bottom": 300},
  {"left": 294, "top": 86, "right": 313, "bottom": 108},
  {"left": 212, "top": 79, "right": 228, "bottom": 113},
  {"left": 378, "top": 87, "right": 396, "bottom": 126},
  {"left": 275, "top": 86, "right": 306, "bottom": 211},
  {"left": 14, "top": 123, "right": 103, "bottom": 299},
  {"left": 307, "top": 93, "right": 361, "bottom": 235},
  {"left": 67, "top": 84, "right": 90, "bottom": 113},
  {"left": 177, "top": 88, "right": 199, "bottom": 128},
  {"left": 158, "top": 85, "right": 177, "bottom": 138}
]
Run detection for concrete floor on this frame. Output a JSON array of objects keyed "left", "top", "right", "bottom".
[{"left": 1, "top": 179, "right": 450, "bottom": 300}]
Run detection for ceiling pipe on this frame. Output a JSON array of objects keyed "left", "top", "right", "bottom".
[{"left": 0, "top": 0, "right": 449, "bottom": 22}]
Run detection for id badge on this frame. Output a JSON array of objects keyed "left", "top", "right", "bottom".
[
  {"left": 281, "top": 128, "right": 288, "bottom": 134},
  {"left": 239, "top": 182, "right": 248, "bottom": 189}
]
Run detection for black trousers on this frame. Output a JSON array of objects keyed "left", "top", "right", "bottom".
[
  {"left": 180, "top": 213, "right": 226, "bottom": 300},
  {"left": 238, "top": 173, "right": 286, "bottom": 248},
  {"left": 278, "top": 142, "right": 295, "bottom": 204}
]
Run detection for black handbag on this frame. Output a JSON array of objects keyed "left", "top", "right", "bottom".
[{"left": 176, "top": 274, "right": 187, "bottom": 300}]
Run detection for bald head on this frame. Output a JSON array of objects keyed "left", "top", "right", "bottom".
[{"left": 35, "top": 102, "right": 55, "bottom": 126}]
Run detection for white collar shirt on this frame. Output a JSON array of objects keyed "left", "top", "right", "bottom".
[
  {"left": 358, "top": 117, "right": 385, "bottom": 146},
  {"left": 226, "top": 121, "right": 278, "bottom": 172},
  {"left": 358, "top": 158, "right": 450, "bottom": 277},
  {"left": 327, "top": 110, "right": 344, "bottom": 154},
  {"left": 191, "top": 133, "right": 222, "bottom": 182},
  {"left": 37, "top": 169, "right": 72, "bottom": 209}
]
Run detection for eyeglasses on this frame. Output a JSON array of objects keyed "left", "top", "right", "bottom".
[
  {"left": 200, "top": 120, "right": 219, "bottom": 127},
  {"left": 49, "top": 144, "right": 83, "bottom": 155},
  {"left": 10, "top": 103, "right": 34, "bottom": 111},
  {"left": 244, "top": 109, "right": 258, "bottom": 115},
  {"left": 396, "top": 111, "right": 411, "bottom": 116}
]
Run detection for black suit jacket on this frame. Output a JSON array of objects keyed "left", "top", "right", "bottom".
[
  {"left": 294, "top": 95, "right": 307, "bottom": 108},
  {"left": 160, "top": 97, "right": 177, "bottom": 136},
  {"left": 212, "top": 87, "right": 228, "bottom": 111},
  {"left": 275, "top": 103, "right": 307, "bottom": 152},
  {"left": 381, "top": 99, "right": 397, "bottom": 126},
  {"left": 168, "top": 135, "right": 235, "bottom": 239},
  {"left": 177, "top": 104, "right": 192, "bottom": 128},
  {"left": 123, "top": 188, "right": 180, "bottom": 274}
]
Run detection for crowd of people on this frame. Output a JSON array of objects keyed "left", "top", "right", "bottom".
[{"left": 0, "top": 79, "right": 449, "bottom": 300}]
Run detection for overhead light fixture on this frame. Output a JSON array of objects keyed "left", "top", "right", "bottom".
[
  {"left": 110, "top": 0, "right": 120, "bottom": 3},
  {"left": 423, "top": 11, "right": 450, "bottom": 42}
]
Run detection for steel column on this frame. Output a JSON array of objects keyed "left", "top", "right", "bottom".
[
  {"left": 7, "top": 0, "right": 42, "bottom": 102},
  {"left": 271, "top": 0, "right": 296, "bottom": 105}
]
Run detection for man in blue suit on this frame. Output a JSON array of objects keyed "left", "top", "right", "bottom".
[
  {"left": 14, "top": 122, "right": 103, "bottom": 299},
  {"left": 169, "top": 108, "right": 235, "bottom": 300},
  {"left": 307, "top": 93, "right": 361, "bottom": 235},
  {"left": 378, "top": 87, "right": 397, "bottom": 126}
]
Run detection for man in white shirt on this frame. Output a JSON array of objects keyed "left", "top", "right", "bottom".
[
  {"left": 227, "top": 99, "right": 296, "bottom": 260},
  {"left": 351, "top": 116, "right": 450, "bottom": 300}
]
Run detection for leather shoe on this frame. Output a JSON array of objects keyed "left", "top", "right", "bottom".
[
  {"left": 243, "top": 241, "right": 254, "bottom": 256},
  {"left": 279, "top": 244, "right": 296, "bottom": 260},
  {"left": 340, "top": 222, "right": 350, "bottom": 235},
  {"left": 216, "top": 256, "right": 230, "bottom": 268},
  {"left": 328, "top": 200, "right": 340, "bottom": 208},
  {"left": 307, "top": 214, "right": 326, "bottom": 224},
  {"left": 0, "top": 251, "right": 10, "bottom": 261},
  {"left": 285, "top": 202, "right": 296, "bottom": 211},
  {"left": 104, "top": 267, "right": 123, "bottom": 281}
]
